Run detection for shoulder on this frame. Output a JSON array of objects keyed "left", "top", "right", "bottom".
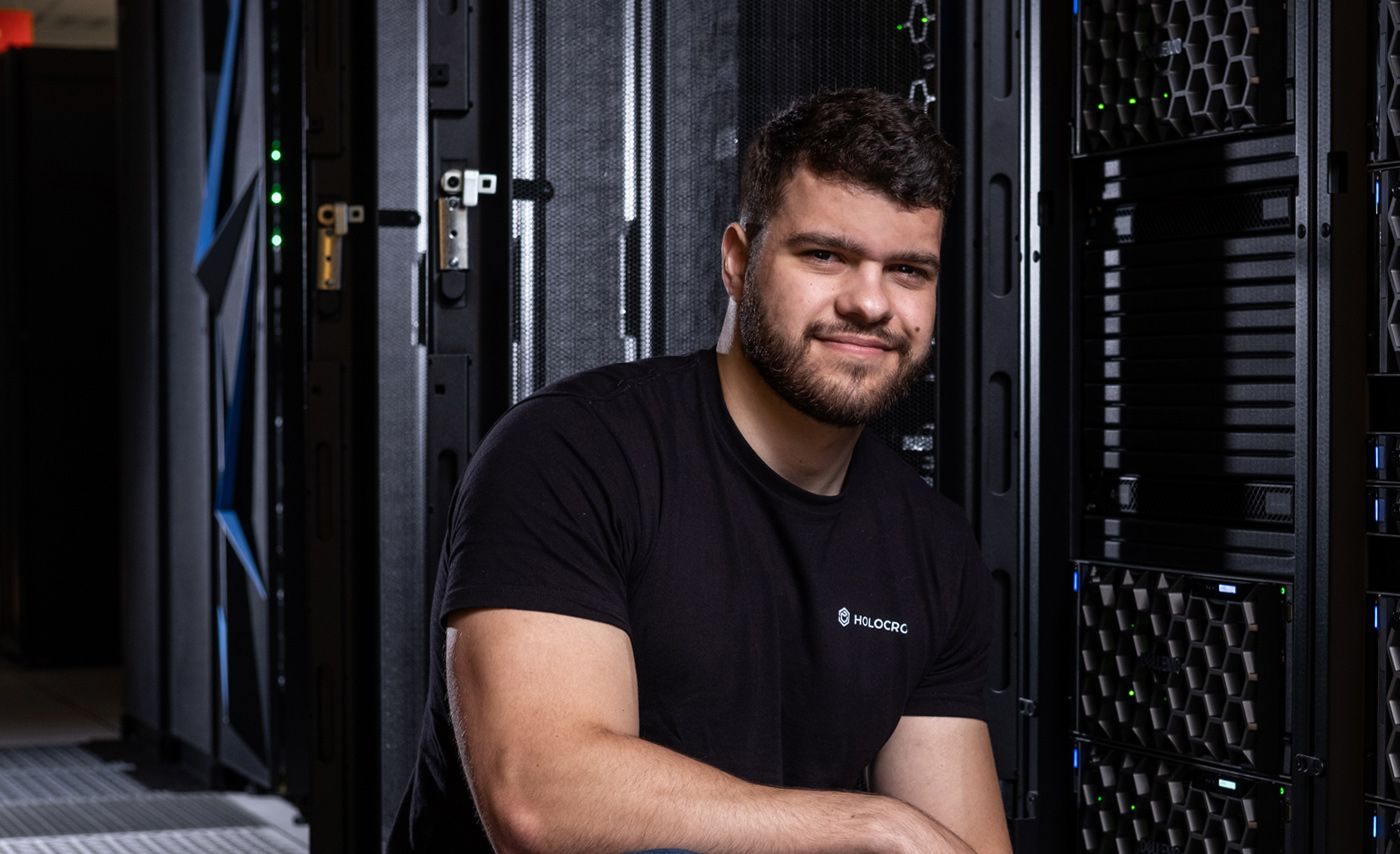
[
  {"left": 472, "top": 352, "right": 706, "bottom": 480},
  {"left": 856, "top": 436, "right": 983, "bottom": 565},
  {"left": 533, "top": 352, "right": 705, "bottom": 407}
]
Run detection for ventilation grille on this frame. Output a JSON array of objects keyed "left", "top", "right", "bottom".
[
  {"left": 1076, "top": 562, "right": 1289, "bottom": 773},
  {"left": 1077, "top": 0, "right": 1288, "bottom": 153},
  {"left": 0, "top": 827, "right": 304, "bottom": 854},
  {"left": 1377, "top": 171, "right": 1400, "bottom": 375},
  {"left": 1077, "top": 742, "right": 1289, "bottom": 852},
  {"left": 1378, "top": 2, "right": 1400, "bottom": 162},
  {"left": 0, "top": 795, "right": 262, "bottom": 839}
]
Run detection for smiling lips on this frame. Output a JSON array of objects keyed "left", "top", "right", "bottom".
[{"left": 815, "top": 333, "right": 896, "bottom": 356}]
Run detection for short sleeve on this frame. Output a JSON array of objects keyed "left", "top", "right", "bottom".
[
  {"left": 435, "top": 395, "right": 640, "bottom": 635},
  {"left": 903, "top": 521, "right": 993, "bottom": 719}
]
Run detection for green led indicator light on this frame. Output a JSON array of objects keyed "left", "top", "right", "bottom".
[
  {"left": 1279, "top": 786, "right": 1285, "bottom": 795},
  {"left": 270, "top": 231, "right": 283, "bottom": 248},
  {"left": 1163, "top": 91, "right": 1170, "bottom": 98},
  {"left": 270, "top": 149, "right": 282, "bottom": 162},
  {"left": 270, "top": 190, "right": 283, "bottom": 205},
  {"left": 1130, "top": 804, "right": 1136, "bottom": 811},
  {"left": 1128, "top": 689, "right": 1135, "bottom": 697},
  {"left": 920, "top": 16, "right": 928, "bottom": 23},
  {"left": 1096, "top": 796, "right": 1102, "bottom": 802},
  {"left": 1128, "top": 97, "right": 1137, "bottom": 104},
  {"left": 896, "top": 23, "right": 904, "bottom": 30},
  {"left": 1097, "top": 102, "right": 1105, "bottom": 110},
  {"left": 1280, "top": 586, "right": 1286, "bottom": 595}
]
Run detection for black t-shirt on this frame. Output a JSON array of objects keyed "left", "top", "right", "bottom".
[{"left": 387, "top": 350, "right": 991, "bottom": 853}]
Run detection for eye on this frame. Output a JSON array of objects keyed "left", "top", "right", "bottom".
[
  {"left": 891, "top": 264, "right": 932, "bottom": 281},
  {"left": 806, "top": 249, "right": 838, "bottom": 263}
]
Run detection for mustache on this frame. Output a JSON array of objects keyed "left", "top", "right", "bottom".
[{"left": 803, "top": 321, "right": 912, "bottom": 356}]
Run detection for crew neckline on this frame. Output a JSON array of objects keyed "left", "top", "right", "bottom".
[{"left": 698, "top": 349, "right": 865, "bottom": 511}]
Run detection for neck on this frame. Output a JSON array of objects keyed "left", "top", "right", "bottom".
[{"left": 714, "top": 326, "right": 862, "bottom": 497}]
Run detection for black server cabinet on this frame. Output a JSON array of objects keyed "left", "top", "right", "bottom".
[
  {"left": 118, "top": 0, "right": 308, "bottom": 802},
  {"left": 1031, "top": 0, "right": 1370, "bottom": 850},
  {"left": 1370, "top": 2, "right": 1400, "bottom": 850}
]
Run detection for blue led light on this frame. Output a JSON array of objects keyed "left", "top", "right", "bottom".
[
  {"left": 1218, "top": 778, "right": 1237, "bottom": 791},
  {"left": 1218, "top": 582, "right": 1237, "bottom": 595},
  {"left": 1377, "top": 497, "right": 1387, "bottom": 525},
  {"left": 1375, "top": 813, "right": 1380, "bottom": 839},
  {"left": 1073, "top": 747, "right": 1080, "bottom": 769},
  {"left": 1073, "top": 0, "right": 1080, "bottom": 14},
  {"left": 1073, "top": 569, "right": 1080, "bottom": 592}
]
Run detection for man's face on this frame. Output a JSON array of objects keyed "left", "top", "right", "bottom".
[{"left": 736, "top": 166, "right": 944, "bottom": 427}]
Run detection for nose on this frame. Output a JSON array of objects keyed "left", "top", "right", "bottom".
[{"left": 832, "top": 261, "right": 892, "bottom": 327}]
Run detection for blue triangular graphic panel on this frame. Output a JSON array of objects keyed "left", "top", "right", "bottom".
[
  {"left": 194, "top": 0, "right": 245, "bottom": 266},
  {"left": 213, "top": 204, "right": 267, "bottom": 601}
]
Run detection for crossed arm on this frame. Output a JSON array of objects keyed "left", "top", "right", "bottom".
[{"left": 446, "top": 607, "right": 1012, "bottom": 854}]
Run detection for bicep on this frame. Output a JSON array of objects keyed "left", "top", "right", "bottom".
[
  {"left": 870, "top": 716, "right": 1011, "bottom": 854},
  {"left": 446, "top": 607, "right": 639, "bottom": 795}
]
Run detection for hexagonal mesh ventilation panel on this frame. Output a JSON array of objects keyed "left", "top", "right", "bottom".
[
  {"left": 1377, "top": 171, "right": 1400, "bottom": 373},
  {"left": 1077, "top": 742, "right": 1288, "bottom": 853},
  {"left": 1374, "top": 595, "right": 1400, "bottom": 802},
  {"left": 1380, "top": 2, "right": 1400, "bottom": 161},
  {"left": 1078, "top": 0, "right": 1287, "bottom": 152},
  {"left": 1076, "top": 563, "right": 1289, "bottom": 773}
]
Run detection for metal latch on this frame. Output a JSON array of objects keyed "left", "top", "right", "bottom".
[
  {"left": 316, "top": 202, "right": 365, "bottom": 291},
  {"left": 437, "top": 169, "right": 497, "bottom": 271},
  {"left": 1293, "top": 754, "right": 1325, "bottom": 776}
]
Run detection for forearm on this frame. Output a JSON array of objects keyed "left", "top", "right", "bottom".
[{"left": 474, "top": 727, "right": 972, "bottom": 854}]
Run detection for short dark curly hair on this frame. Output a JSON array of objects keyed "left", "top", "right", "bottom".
[{"left": 738, "top": 88, "right": 958, "bottom": 247}]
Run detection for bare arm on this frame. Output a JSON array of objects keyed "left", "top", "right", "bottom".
[
  {"left": 870, "top": 716, "right": 1012, "bottom": 854},
  {"left": 447, "top": 607, "right": 975, "bottom": 854}
]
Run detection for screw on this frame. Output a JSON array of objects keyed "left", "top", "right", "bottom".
[{"left": 449, "top": 257, "right": 460, "bottom": 268}]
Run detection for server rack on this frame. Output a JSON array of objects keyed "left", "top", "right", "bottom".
[
  {"left": 118, "top": 0, "right": 309, "bottom": 804},
  {"left": 1031, "top": 0, "right": 1370, "bottom": 849},
  {"left": 1369, "top": 2, "right": 1400, "bottom": 849}
]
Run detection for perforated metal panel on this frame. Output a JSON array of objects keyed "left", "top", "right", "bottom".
[
  {"left": 0, "top": 827, "right": 303, "bottom": 853},
  {"left": 1077, "top": 0, "right": 1288, "bottom": 153},
  {"left": 1076, "top": 562, "right": 1289, "bottom": 773},
  {"left": 0, "top": 795, "right": 262, "bottom": 838},
  {"left": 1076, "top": 742, "right": 1290, "bottom": 853}
]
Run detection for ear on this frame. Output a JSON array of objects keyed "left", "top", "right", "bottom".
[{"left": 720, "top": 223, "right": 750, "bottom": 301}]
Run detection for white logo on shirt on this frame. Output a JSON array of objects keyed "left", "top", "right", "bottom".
[{"left": 838, "top": 607, "right": 908, "bottom": 635}]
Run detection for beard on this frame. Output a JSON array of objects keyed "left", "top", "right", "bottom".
[{"left": 737, "top": 262, "right": 929, "bottom": 428}]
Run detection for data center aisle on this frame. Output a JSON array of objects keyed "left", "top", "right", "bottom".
[{"left": 0, "top": 659, "right": 308, "bottom": 852}]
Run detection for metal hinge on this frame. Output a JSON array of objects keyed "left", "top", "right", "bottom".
[
  {"left": 1018, "top": 697, "right": 1038, "bottom": 717},
  {"left": 437, "top": 168, "right": 497, "bottom": 271},
  {"left": 316, "top": 202, "right": 365, "bottom": 291}
]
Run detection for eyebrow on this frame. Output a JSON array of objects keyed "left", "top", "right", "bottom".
[{"left": 784, "top": 230, "right": 942, "bottom": 274}]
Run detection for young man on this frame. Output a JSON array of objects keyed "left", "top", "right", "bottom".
[{"left": 389, "top": 88, "right": 1012, "bottom": 854}]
